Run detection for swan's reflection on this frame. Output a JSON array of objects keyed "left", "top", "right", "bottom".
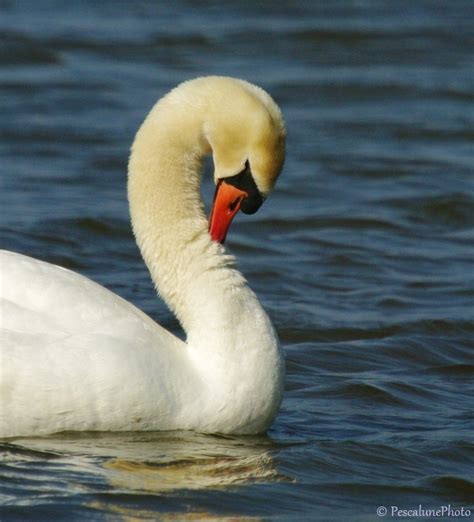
[
  {"left": 10, "top": 430, "right": 288, "bottom": 492},
  {"left": 105, "top": 450, "right": 277, "bottom": 492},
  {"left": 103, "top": 432, "right": 281, "bottom": 492}
]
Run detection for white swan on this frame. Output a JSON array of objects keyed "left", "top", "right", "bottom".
[{"left": 0, "top": 76, "right": 286, "bottom": 438}]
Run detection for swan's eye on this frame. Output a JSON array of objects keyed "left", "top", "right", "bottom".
[{"left": 223, "top": 160, "right": 264, "bottom": 215}]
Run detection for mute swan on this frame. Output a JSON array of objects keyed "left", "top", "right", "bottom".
[{"left": 0, "top": 76, "right": 286, "bottom": 437}]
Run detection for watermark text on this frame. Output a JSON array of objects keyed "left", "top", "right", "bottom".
[{"left": 376, "top": 505, "right": 471, "bottom": 518}]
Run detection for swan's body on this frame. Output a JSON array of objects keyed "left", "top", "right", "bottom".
[{"left": 0, "top": 76, "right": 286, "bottom": 437}]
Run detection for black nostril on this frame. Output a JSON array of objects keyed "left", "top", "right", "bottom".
[{"left": 229, "top": 196, "right": 244, "bottom": 212}]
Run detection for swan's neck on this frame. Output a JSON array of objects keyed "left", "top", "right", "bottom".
[{"left": 127, "top": 88, "right": 277, "bottom": 359}]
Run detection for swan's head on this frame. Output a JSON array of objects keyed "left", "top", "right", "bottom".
[
  {"left": 130, "top": 76, "right": 285, "bottom": 245},
  {"left": 201, "top": 77, "right": 286, "bottom": 243}
]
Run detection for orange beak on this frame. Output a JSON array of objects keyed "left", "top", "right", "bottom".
[{"left": 209, "top": 180, "right": 248, "bottom": 244}]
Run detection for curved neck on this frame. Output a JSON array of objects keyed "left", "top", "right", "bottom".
[{"left": 127, "top": 92, "right": 271, "bottom": 351}]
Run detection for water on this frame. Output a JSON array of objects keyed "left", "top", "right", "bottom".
[{"left": 1, "top": 1, "right": 473, "bottom": 520}]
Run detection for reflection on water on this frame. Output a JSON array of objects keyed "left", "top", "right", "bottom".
[
  {"left": 1, "top": 432, "right": 290, "bottom": 520},
  {"left": 1, "top": 431, "right": 290, "bottom": 499},
  {"left": 105, "top": 452, "right": 279, "bottom": 492}
]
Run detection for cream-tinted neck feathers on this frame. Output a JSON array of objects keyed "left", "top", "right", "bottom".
[
  {"left": 126, "top": 77, "right": 286, "bottom": 433},
  {"left": 128, "top": 76, "right": 286, "bottom": 335}
]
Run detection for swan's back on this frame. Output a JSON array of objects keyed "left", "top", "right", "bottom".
[
  {"left": 0, "top": 250, "right": 189, "bottom": 437},
  {"left": 1, "top": 250, "right": 180, "bottom": 340}
]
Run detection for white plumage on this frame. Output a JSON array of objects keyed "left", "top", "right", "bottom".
[{"left": 0, "top": 76, "right": 286, "bottom": 437}]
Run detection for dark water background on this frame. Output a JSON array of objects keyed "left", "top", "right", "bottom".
[{"left": 1, "top": 1, "right": 473, "bottom": 520}]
